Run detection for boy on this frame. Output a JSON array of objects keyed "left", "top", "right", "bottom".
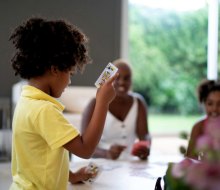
[{"left": 9, "top": 17, "right": 117, "bottom": 189}]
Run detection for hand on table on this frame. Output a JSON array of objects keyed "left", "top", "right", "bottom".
[
  {"left": 69, "top": 166, "right": 98, "bottom": 184},
  {"left": 131, "top": 141, "right": 150, "bottom": 160},
  {"left": 106, "top": 144, "right": 127, "bottom": 160}
]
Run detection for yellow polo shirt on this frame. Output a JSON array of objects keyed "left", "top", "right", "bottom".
[{"left": 10, "top": 85, "right": 79, "bottom": 190}]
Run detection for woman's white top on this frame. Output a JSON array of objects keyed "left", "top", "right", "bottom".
[{"left": 98, "top": 95, "right": 138, "bottom": 160}]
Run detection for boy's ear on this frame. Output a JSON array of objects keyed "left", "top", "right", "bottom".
[{"left": 50, "top": 66, "right": 59, "bottom": 76}]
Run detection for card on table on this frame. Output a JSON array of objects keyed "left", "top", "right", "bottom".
[{"left": 83, "top": 162, "right": 101, "bottom": 185}]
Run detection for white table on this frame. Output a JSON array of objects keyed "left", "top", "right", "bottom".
[{"left": 68, "top": 152, "right": 183, "bottom": 190}]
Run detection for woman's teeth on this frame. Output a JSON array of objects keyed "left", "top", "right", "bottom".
[{"left": 118, "top": 86, "right": 125, "bottom": 91}]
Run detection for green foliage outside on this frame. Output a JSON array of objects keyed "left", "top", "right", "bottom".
[
  {"left": 148, "top": 114, "right": 201, "bottom": 134},
  {"left": 129, "top": 4, "right": 219, "bottom": 115}
]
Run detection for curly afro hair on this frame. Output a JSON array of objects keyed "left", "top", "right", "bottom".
[
  {"left": 197, "top": 79, "right": 220, "bottom": 103},
  {"left": 10, "top": 17, "right": 91, "bottom": 79}
]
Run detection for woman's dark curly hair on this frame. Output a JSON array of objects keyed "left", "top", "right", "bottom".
[
  {"left": 9, "top": 17, "right": 91, "bottom": 79},
  {"left": 197, "top": 79, "right": 220, "bottom": 103}
]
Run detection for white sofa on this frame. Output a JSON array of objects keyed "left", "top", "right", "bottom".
[
  {"left": 59, "top": 86, "right": 96, "bottom": 130},
  {"left": 12, "top": 81, "right": 97, "bottom": 131}
]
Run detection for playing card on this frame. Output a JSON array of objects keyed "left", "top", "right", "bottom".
[
  {"left": 95, "top": 62, "right": 118, "bottom": 88},
  {"left": 83, "top": 162, "right": 101, "bottom": 185}
]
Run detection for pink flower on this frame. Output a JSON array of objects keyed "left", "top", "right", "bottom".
[
  {"left": 168, "top": 116, "right": 220, "bottom": 190},
  {"left": 196, "top": 135, "right": 213, "bottom": 151},
  {"left": 171, "top": 158, "right": 194, "bottom": 178},
  {"left": 206, "top": 116, "right": 220, "bottom": 139},
  {"left": 185, "top": 163, "right": 220, "bottom": 190}
]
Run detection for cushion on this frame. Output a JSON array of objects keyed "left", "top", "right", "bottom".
[{"left": 59, "top": 86, "right": 96, "bottom": 113}]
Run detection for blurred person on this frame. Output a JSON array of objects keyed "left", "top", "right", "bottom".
[
  {"left": 186, "top": 79, "right": 220, "bottom": 160},
  {"left": 81, "top": 59, "right": 151, "bottom": 160}
]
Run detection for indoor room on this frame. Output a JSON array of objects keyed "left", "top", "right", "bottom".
[{"left": 0, "top": 0, "right": 219, "bottom": 189}]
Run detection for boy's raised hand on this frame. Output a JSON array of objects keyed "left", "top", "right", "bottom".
[{"left": 96, "top": 73, "right": 119, "bottom": 105}]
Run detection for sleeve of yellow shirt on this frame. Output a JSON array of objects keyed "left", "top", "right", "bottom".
[{"left": 36, "top": 104, "right": 80, "bottom": 150}]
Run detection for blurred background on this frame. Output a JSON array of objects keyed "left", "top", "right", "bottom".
[
  {"left": 0, "top": 0, "right": 219, "bottom": 157},
  {"left": 129, "top": 0, "right": 219, "bottom": 134},
  {"left": 0, "top": 0, "right": 219, "bottom": 188}
]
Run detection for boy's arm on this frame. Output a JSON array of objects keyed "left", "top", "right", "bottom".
[{"left": 63, "top": 74, "right": 118, "bottom": 158}]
